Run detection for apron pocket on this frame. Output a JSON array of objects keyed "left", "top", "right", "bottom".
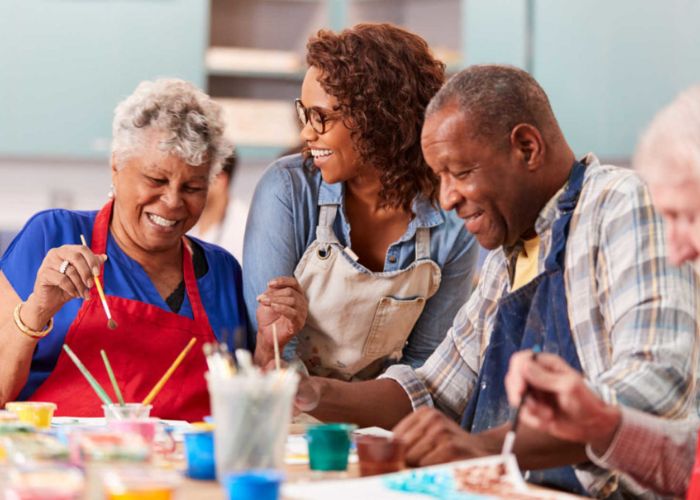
[{"left": 363, "top": 296, "right": 426, "bottom": 358}]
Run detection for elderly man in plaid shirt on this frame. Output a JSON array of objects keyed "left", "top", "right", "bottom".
[
  {"left": 295, "top": 65, "right": 698, "bottom": 498},
  {"left": 504, "top": 85, "right": 700, "bottom": 499}
]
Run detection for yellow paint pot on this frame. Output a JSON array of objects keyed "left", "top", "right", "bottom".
[{"left": 5, "top": 402, "right": 57, "bottom": 430}]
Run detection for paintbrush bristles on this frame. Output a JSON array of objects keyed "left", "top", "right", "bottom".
[{"left": 108, "top": 318, "right": 118, "bottom": 330}]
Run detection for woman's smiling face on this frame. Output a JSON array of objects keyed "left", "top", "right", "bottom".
[
  {"left": 298, "top": 66, "right": 362, "bottom": 184},
  {"left": 111, "top": 132, "right": 210, "bottom": 253}
]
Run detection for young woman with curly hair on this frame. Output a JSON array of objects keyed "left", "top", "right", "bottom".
[{"left": 244, "top": 23, "right": 478, "bottom": 380}]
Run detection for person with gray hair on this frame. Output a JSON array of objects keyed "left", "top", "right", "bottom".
[
  {"left": 0, "top": 78, "right": 295, "bottom": 420},
  {"left": 503, "top": 84, "right": 700, "bottom": 499},
  {"left": 292, "top": 65, "right": 698, "bottom": 498}
]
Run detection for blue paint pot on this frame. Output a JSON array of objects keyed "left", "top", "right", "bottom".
[
  {"left": 183, "top": 430, "right": 216, "bottom": 480},
  {"left": 224, "top": 470, "right": 283, "bottom": 500}
]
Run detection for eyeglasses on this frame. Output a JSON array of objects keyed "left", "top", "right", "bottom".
[{"left": 294, "top": 98, "right": 341, "bottom": 135}]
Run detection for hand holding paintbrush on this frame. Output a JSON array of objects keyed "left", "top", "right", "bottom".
[
  {"left": 501, "top": 345, "right": 542, "bottom": 456},
  {"left": 504, "top": 349, "right": 622, "bottom": 452}
]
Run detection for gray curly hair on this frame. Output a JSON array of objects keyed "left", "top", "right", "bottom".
[
  {"left": 111, "top": 79, "right": 233, "bottom": 178},
  {"left": 635, "top": 85, "right": 700, "bottom": 186}
]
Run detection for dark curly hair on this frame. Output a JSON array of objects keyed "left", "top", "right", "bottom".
[{"left": 305, "top": 23, "right": 445, "bottom": 211}]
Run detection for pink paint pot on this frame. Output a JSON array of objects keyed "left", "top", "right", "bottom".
[{"left": 106, "top": 418, "right": 158, "bottom": 446}]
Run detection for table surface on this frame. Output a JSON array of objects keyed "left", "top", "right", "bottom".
[{"left": 177, "top": 422, "right": 585, "bottom": 500}]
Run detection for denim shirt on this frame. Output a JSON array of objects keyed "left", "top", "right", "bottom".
[{"left": 243, "top": 154, "right": 478, "bottom": 369}]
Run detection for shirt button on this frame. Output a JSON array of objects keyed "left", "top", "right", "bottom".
[{"left": 388, "top": 255, "right": 397, "bottom": 263}]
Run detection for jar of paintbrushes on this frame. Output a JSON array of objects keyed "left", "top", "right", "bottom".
[{"left": 205, "top": 343, "right": 299, "bottom": 480}]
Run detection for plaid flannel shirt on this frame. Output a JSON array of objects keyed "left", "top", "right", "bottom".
[{"left": 381, "top": 153, "right": 699, "bottom": 497}]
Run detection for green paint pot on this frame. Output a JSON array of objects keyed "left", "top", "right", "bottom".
[{"left": 305, "top": 423, "right": 357, "bottom": 471}]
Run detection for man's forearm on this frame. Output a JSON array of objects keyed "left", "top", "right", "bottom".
[
  {"left": 310, "top": 377, "right": 413, "bottom": 429},
  {"left": 478, "top": 424, "right": 588, "bottom": 470}
]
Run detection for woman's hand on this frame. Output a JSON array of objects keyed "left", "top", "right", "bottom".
[
  {"left": 254, "top": 277, "right": 307, "bottom": 366},
  {"left": 24, "top": 245, "right": 107, "bottom": 328}
]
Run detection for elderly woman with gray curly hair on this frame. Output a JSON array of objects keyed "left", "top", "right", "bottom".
[{"left": 0, "top": 79, "right": 304, "bottom": 421}]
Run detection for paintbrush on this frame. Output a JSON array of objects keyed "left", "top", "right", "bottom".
[
  {"left": 501, "top": 345, "right": 542, "bottom": 456},
  {"left": 63, "top": 344, "right": 113, "bottom": 406},
  {"left": 142, "top": 337, "right": 197, "bottom": 405},
  {"left": 272, "top": 323, "right": 281, "bottom": 371},
  {"left": 79, "top": 234, "right": 117, "bottom": 330},
  {"left": 101, "top": 349, "right": 125, "bottom": 406},
  {"left": 203, "top": 341, "right": 236, "bottom": 377}
]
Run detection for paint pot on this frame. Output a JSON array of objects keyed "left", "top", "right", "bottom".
[
  {"left": 224, "top": 470, "right": 283, "bottom": 500},
  {"left": 183, "top": 430, "right": 216, "bottom": 480},
  {"left": 102, "top": 404, "right": 152, "bottom": 422},
  {"left": 355, "top": 435, "right": 405, "bottom": 476},
  {"left": 0, "top": 409, "right": 18, "bottom": 423},
  {"left": 5, "top": 401, "right": 57, "bottom": 430},
  {"left": 102, "top": 466, "right": 180, "bottom": 500},
  {"left": 5, "top": 464, "right": 84, "bottom": 500},
  {"left": 107, "top": 419, "right": 158, "bottom": 447},
  {"left": 305, "top": 423, "right": 357, "bottom": 471}
]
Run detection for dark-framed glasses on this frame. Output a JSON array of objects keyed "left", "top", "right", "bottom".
[{"left": 294, "top": 98, "right": 340, "bottom": 135}]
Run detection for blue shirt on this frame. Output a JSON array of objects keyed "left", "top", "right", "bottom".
[
  {"left": 243, "top": 154, "right": 478, "bottom": 369},
  {"left": 0, "top": 208, "right": 248, "bottom": 399}
]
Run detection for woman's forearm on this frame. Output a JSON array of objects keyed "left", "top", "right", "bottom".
[
  {"left": 0, "top": 273, "right": 42, "bottom": 404},
  {"left": 0, "top": 328, "right": 37, "bottom": 405}
]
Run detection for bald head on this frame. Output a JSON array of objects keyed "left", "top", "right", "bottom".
[{"left": 427, "top": 65, "right": 564, "bottom": 150}]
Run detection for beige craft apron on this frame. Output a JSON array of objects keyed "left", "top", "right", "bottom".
[{"left": 294, "top": 204, "right": 442, "bottom": 380}]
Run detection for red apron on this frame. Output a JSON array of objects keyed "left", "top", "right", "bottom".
[
  {"left": 687, "top": 430, "right": 700, "bottom": 499},
  {"left": 29, "top": 201, "right": 216, "bottom": 421}
]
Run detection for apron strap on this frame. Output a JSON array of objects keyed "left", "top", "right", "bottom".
[
  {"left": 414, "top": 227, "right": 431, "bottom": 260},
  {"left": 544, "top": 160, "right": 586, "bottom": 272},
  {"left": 180, "top": 239, "right": 212, "bottom": 329},
  {"left": 91, "top": 200, "right": 113, "bottom": 257},
  {"left": 315, "top": 205, "right": 340, "bottom": 244}
]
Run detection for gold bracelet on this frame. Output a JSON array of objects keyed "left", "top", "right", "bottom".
[{"left": 13, "top": 302, "right": 54, "bottom": 339}]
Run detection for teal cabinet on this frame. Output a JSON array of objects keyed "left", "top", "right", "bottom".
[
  {"left": 0, "top": 0, "right": 208, "bottom": 159},
  {"left": 464, "top": 0, "right": 700, "bottom": 159}
]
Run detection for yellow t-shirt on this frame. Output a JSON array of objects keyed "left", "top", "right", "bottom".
[{"left": 512, "top": 236, "right": 540, "bottom": 291}]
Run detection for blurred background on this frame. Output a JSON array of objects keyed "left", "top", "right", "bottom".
[{"left": 1, "top": 0, "right": 699, "bottom": 259}]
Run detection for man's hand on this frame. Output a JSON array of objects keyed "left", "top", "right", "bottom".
[
  {"left": 504, "top": 351, "right": 621, "bottom": 455},
  {"left": 392, "top": 407, "right": 495, "bottom": 467}
]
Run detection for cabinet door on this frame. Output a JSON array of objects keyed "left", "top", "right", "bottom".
[{"left": 0, "top": 0, "right": 207, "bottom": 158}]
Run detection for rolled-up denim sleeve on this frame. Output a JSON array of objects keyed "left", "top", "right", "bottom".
[
  {"left": 242, "top": 162, "right": 304, "bottom": 344},
  {"left": 400, "top": 221, "right": 478, "bottom": 369}
]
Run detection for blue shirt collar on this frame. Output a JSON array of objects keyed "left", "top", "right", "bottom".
[
  {"left": 318, "top": 179, "right": 344, "bottom": 205},
  {"left": 317, "top": 179, "right": 444, "bottom": 242}
]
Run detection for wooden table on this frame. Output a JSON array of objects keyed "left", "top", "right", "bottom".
[{"left": 177, "top": 417, "right": 585, "bottom": 499}]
